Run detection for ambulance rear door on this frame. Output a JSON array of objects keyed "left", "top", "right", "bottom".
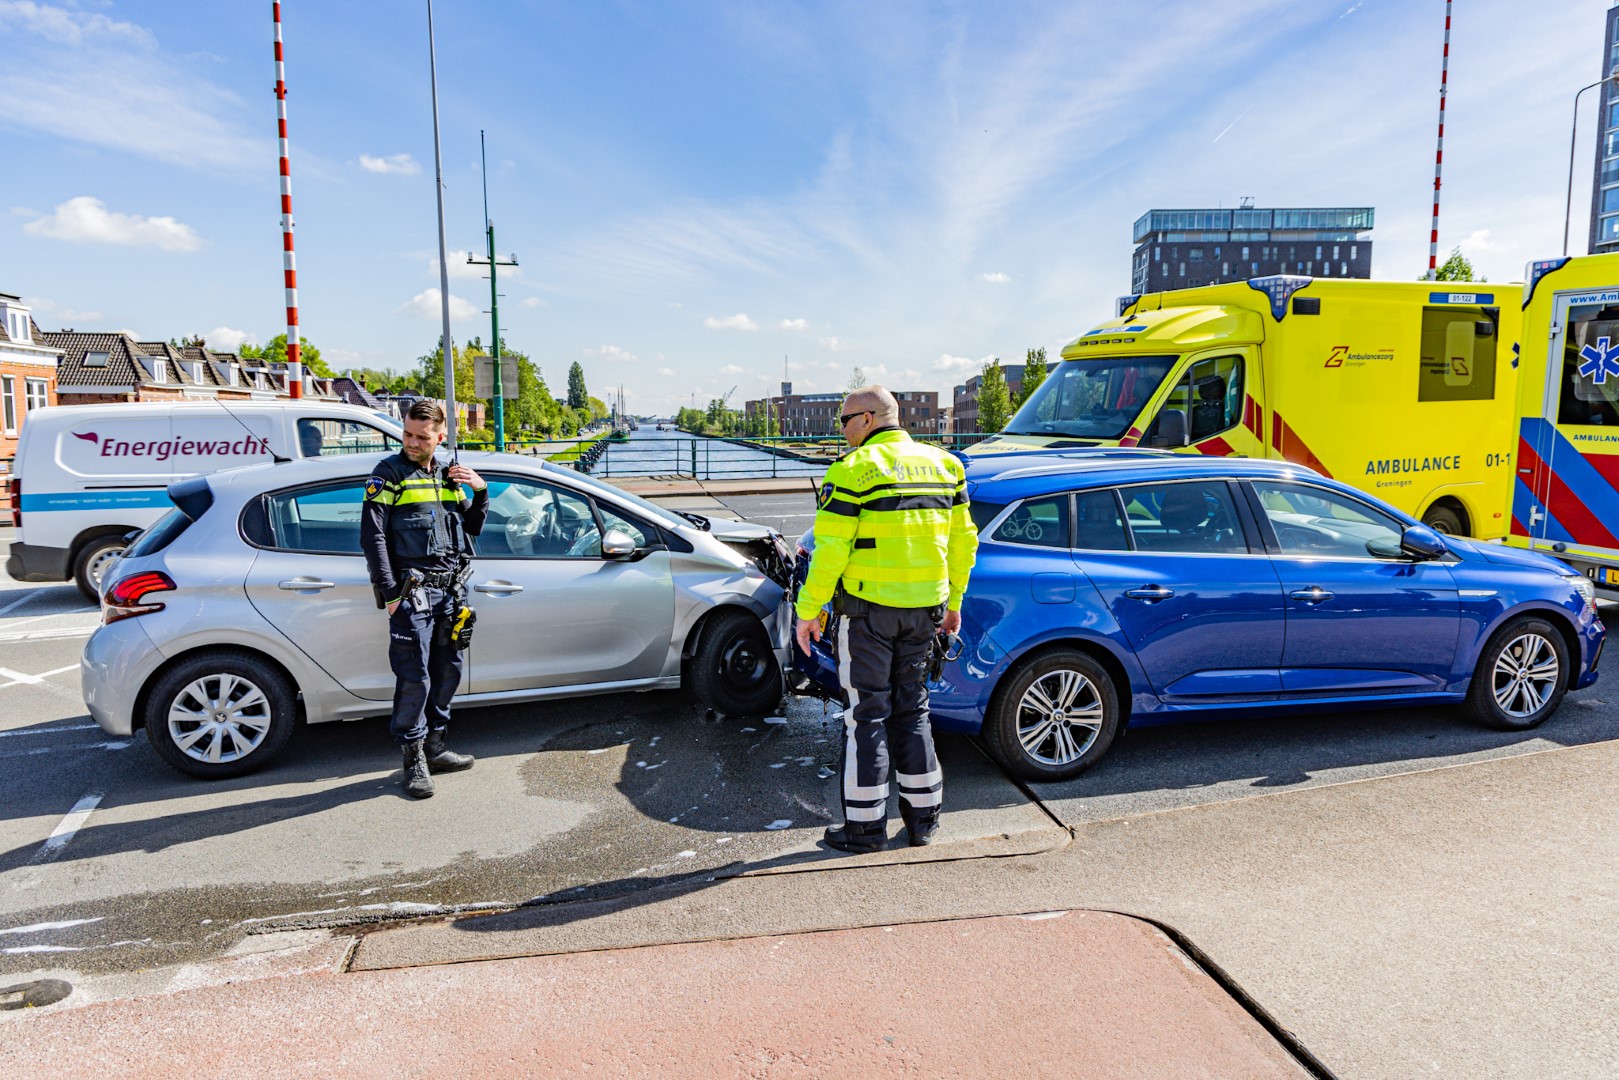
[{"left": 1522, "top": 285, "right": 1619, "bottom": 583}]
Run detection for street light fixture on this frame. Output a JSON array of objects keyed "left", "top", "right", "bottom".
[{"left": 1565, "top": 66, "right": 1619, "bottom": 257}]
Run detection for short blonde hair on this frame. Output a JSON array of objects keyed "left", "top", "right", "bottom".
[{"left": 844, "top": 385, "right": 898, "bottom": 426}]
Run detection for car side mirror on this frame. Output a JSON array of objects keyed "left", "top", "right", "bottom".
[
  {"left": 1150, "top": 410, "right": 1187, "bottom": 448},
  {"left": 601, "top": 528, "right": 638, "bottom": 559},
  {"left": 1365, "top": 525, "right": 1448, "bottom": 561}
]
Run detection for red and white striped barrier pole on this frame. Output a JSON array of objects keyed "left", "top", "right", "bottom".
[
  {"left": 1428, "top": 0, "right": 1452, "bottom": 278},
  {"left": 273, "top": 2, "right": 302, "bottom": 397}
]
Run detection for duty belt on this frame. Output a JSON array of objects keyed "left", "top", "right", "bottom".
[{"left": 414, "top": 570, "right": 457, "bottom": 588}]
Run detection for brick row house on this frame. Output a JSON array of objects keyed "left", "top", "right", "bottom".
[
  {"left": 953, "top": 364, "right": 1024, "bottom": 435},
  {"left": 0, "top": 294, "right": 60, "bottom": 461},
  {"left": 745, "top": 383, "right": 942, "bottom": 437},
  {"left": 47, "top": 332, "right": 340, "bottom": 405}
]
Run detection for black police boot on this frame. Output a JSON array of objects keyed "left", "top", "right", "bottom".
[
  {"left": 424, "top": 729, "right": 474, "bottom": 773},
  {"left": 906, "top": 818, "right": 940, "bottom": 847},
  {"left": 402, "top": 740, "right": 435, "bottom": 799},
  {"left": 823, "top": 824, "right": 886, "bottom": 853}
]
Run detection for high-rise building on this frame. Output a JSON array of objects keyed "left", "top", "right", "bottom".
[
  {"left": 1130, "top": 205, "right": 1374, "bottom": 294},
  {"left": 1588, "top": 4, "right": 1619, "bottom": 253}
]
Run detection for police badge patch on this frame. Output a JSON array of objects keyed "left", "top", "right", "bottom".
[
  {"left": 364, "top": 476, "right": 385, "bottom": 499},
  {"left": 818, "top": 482, "right": 834, "bottom": 510}
]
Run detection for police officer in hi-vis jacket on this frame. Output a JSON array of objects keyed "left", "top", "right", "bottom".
[
  {"left": 360, "top": 400, "right": 488, "bottom": 799},
  {"left": 795, "top": 385, "right": 978, "bottom": 851}
]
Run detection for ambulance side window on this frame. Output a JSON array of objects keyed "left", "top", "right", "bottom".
[
  {"left": 1557, "top": 305, "right": 1619, "bottom": 426},
  {"left": 1148, "top": 354, "right": 1244, "bottom": 444},
  {"left": 1418, "top": 307, "right": 1496, "bottom": 402}
]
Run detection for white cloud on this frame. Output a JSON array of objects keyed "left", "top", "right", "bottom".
[
  {"left": 399, "top": 288, "right": 478, "bottom": 321},
  {"left": 519, "top": 297, "right": 545, "bottom": 309},
  {"left": 23, "top": 196, "right": 202, "bottom": 251},
  {"left": 718, "top": 364, "right": 746, "bottom": 375},
  {"left": 1457, "top": 228, "right": 1511, "bottom": 256},
  {"left": 780, "top": 318, "right": 808, "bottom": 330},
  {"left": 204, "top": 326, "right": 252, "bottom": 351},
  {"left": 585, "top": 344, "right": 639, "bottom": 362},
  {"left": 704, "top": 313, "right": 758, "bottom": 331},
  {"left": 978, "top": 272, "right": 1011, "bottom": 283},
  {"left": 0, "top": 2, "right": 155, "bottom": 46},
  {"left": 20, "top": 295, "right": 104, "bottom": 323},
  {"left": 818, "top": 336, "right": 850, "bottom": 352},
  {"left": 933, "top": 353, "right": 993, "bottom": 374},
  {"left": 656, "top": 366, "right": 675, "bottom": 377},
  {"left": 359, "top": 153, "right": 420, "bottom": 176}
]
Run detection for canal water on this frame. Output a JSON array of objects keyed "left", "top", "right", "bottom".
[{"left": 590, "top": 428, "right": 830, "bottom": 480}]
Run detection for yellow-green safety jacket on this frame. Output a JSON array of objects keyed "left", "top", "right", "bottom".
[{"left": 795, "top": 428, "right": 978, "bottom": 620}]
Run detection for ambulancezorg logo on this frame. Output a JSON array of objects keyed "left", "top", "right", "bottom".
[{"left": 71, "top": 430, "right": 272, "bottom": 462}]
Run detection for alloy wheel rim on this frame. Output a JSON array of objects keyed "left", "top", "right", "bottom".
[
  {"left": 1491, "top": 633, "right": 1560, "bottom": 718},
  {"left": 1015, "top": 668, "right": 1104, "bottom": 766},
  {"left": 167, "top": 673, "right": 273, "bottom": 764},
  {"left": 88, "top": 546, "right": 124, "bottom": 590}
]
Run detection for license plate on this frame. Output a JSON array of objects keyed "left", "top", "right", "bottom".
[
  {"left": 1602, "top": 568, "right": 1619, "bottom": 587},
  {"left": 817, "top": 610, "right": 830, "bottom": 634}
]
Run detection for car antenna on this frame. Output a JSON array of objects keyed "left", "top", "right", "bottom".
[{"left": 213, "top": 393, "right": 290, "bottom": 464}]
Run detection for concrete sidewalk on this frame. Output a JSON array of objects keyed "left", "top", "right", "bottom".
[{"left": 0, "top": 911, "right": 1311, "bottom": 1080}]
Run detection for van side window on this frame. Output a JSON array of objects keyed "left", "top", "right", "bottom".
[
  {"left": 1418, "top": 307, "right": 1497, "bottom": 403},
  {"left": 1556, "top": 303, "right": 1619, "bottom": 425},
  {"left": 1145, "top": 354, "right": 1245, "bottom": 445},
  {"left": 298, "top": 418, "right": 402, "bottom": 457}
]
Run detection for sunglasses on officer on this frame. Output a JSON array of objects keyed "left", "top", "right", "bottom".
[{"left": 839, "top": 409, "right": 871, "bottom": 427}]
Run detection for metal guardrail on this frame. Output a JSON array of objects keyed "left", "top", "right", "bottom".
[{"left": 499, "top": 432, "right": 999, "bottom": 480}]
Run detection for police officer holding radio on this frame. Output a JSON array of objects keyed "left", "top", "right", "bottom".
[
  {"left": 361, "top": 400, "right": 488, "bottom": 799},
  {"left": 794, "top": 386, "right": 978, "bottom": 852}
]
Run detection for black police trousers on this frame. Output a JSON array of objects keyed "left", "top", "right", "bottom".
[
  {"left": 834, "top": 603, "right": 943, "bottom": 835},
  {"left": 388, "top": 584, "right": 463, "bottom": 744}
]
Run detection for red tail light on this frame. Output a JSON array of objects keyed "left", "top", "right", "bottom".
[
  {"left": 102, "top": 570, "right": 175, "bottom": 624},
  {"left": 6, "top": 476, "right": 18, "bottom": 528}
]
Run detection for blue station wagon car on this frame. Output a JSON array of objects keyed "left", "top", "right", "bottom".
[{"left": 796, "top": 451, "right": 1603, "bottom": 782}]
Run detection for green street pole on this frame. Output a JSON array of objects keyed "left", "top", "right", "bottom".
[{"left": 467, "top": 131, "right": 518, "bottom": 451}]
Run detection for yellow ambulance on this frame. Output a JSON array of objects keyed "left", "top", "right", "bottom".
[
  {"left": 1508, "top": 253, "right": 1619, "bottom": 591},
  {"left": 970, "top": 276, "right": 1521, "bottom": 539}
]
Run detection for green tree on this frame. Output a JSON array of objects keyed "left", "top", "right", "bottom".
[
  {"left": 567, "top": 361, "right": 588, "bottom": 410},
  {"left": 1015, "top": 346, "right": 1048, "bottom": 409},
  {"left": 1430, "top": 247, "right": 1485, "bottom": 283},
  {"left": 240, "top": 334, "right": 334, "bottom": 378},
  {"left": 587, "top": 395, "right": 610, "bottom": 422},
  {"left": 413, "top": 337, "right": 479, "bottom": 405},
  {"left": 977, "top": 359, "right": 1012, "bottom": 434}
]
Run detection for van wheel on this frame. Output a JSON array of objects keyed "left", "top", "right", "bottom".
[
  {"left": 144, "top": 652, "right": 297, "bottom": 779},
  {"left": 74, "top": 536, "right": 127, "bottom": 602},
  {"left": 689, "top": 611, "right": 781, "bottom": 716},
  {"left": 1421, "top": 502, "right": 1466, "bottom": 536}
]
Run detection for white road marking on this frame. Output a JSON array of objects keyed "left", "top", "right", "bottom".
[
  {"left": 0, "top": 663, "right": 80, "bottom": 689},
  {"left": 0, "top": 590, "right": 42, "bottom": 617},
  {"left": 0, "top": 624, "right": 95, "bottom": 644},
  {"left": 0, "top": 723, "right": 102, "bottom": 738},
  {"left": 30, "top": 791, "right": 104, "bottom": 864},
  {"left": 0, "top": 741, "right": 130, "bottom": 760},
  {"left": 0, "top": 917, "right": 104, "bottom": 936}
]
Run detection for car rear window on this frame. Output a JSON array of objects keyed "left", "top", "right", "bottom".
[{"left": 125, "top": 508, "right": 193, "bottom": 558}]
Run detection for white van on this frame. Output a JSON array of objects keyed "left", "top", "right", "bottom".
[{"left": 6, "top": 401, "right": 405, "bottom": 598}]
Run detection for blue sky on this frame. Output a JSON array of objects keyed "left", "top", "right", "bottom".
[{"left": 1, "top": 0, "right": 1614, "bottom": 414}]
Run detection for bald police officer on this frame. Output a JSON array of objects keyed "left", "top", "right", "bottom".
[
  {"left": 361, "top": 400, "right": 488, "bottom": 799},
  {"left": 795, "top": 385, "right": 978, "bottom": 851}
]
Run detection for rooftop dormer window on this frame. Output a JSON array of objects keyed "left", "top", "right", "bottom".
[{"left": 84, "top": 351, "right": 109, "bottom": 368}]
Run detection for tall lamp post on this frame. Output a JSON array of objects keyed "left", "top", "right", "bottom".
[{"left": 1565, "top": 67, "right": 1619, "bottom": 257}]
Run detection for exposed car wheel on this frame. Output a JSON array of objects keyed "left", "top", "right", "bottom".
[
  {"left": 985, "top": 648, "right": 1121, "bottom": 782},
  {"left": 1465, "top": 617, "right": 1570, "bottom": 731},
  {"left": 74, "top": 536, "right": 126, "bottom": 602},
  {"left": 689, "top": 610, "right": 782, "bottom": 716},
  {"left": 144, "top": 652, "right": 297, "bottom": 779},
  {"left": 1421, "top": 502, "right": 1466, "bottom": 536}
]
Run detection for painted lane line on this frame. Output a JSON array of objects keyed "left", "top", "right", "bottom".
[
  {"left": 0, "top": 723, "right": 103, "bottom": 738},
  {"left": 30, "top": 792, "right": 104, "bottom": 864},
  {"left": 0, "top": 590, "right": 41, "bottom": 617},
  {"left": 0, "top": 917, "right": 104, "bottom": 936},
  {"left": 0, "top": 663, "right": 81, "bottom": 689},
  {"left": 0, "top": 741, "right": 130, "bottom": 760},
  {"left": 0, "top": 625, "right": 96, "bottom": 644}
]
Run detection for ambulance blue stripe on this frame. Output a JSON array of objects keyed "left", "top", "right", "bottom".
[
  {"left": 1513, "top": 476, "right": 1574, "bottom": 544},
  {"left": 20, "top": 490, "right": 172, "bottom": 512},
  {"left": 1520, "top": 418, "right": 1619, "bottom": 523}
]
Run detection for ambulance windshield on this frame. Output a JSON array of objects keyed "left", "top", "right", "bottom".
[{"left": 1003, "top": 356, "right": 1177, "bottom": 440}]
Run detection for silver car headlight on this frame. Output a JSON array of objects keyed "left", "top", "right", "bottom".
[{"left": 1565, "top": 573, "right": 1597, "bottom": 611}]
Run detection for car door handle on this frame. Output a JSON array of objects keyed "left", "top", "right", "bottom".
[
  {"left": 277, "top": 578, "right": 335, "bottom": 590},
  {"left": 473, "top": 581, "right": 524, "bottom": 595},
  {"left": 1290, "top": 586, "right": 1334, "bottom": 604},
  {"left": 1124, "top": 585, "right": 1175, "bottom": 602}
]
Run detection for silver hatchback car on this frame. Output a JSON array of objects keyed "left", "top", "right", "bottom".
[{"left": 83, "top": 452, "right": 794, "bottom": 778}]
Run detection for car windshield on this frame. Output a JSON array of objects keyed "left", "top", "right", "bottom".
[
  {"left": 1003, "top": 355, "right": 1178, "bottom": 440},
  {"left": 544, "top": 461, "right": 694, "bottom": 533}
]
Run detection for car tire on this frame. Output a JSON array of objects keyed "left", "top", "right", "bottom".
[
  {"left": 144, "top": 652, "right": 298, "bottom": 779},
  {"left": 985, "top": 648, "right": 1121, "bottom": 782},
  {"left": 1421, "top": 503, "right": 1466, "bottom": 536},
  {"left": 74, "top": 535, "right": 126, "bottom": 602},
  {"left": 1464, "top": 616, "right": 1570, "bottom": 731},
  {"left": 689, "top": 610, "right": 782, "bottom": 716}
]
